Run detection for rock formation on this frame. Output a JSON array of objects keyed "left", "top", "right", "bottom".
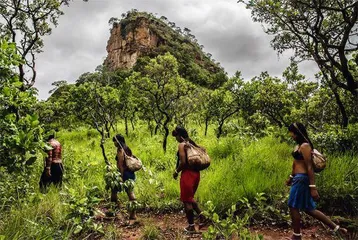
[{"left": 105, "top": 17, "right": 164, "bottom": 70}]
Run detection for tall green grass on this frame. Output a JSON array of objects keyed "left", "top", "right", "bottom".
[{"left": 0, "top": 123, "right": 357, "bottom": 239}]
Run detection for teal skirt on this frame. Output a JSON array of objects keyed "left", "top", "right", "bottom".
[{"left": 288, "top": 174, "right": 316, "bottom": 211}]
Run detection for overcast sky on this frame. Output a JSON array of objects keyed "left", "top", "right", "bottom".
[{"left": 35, "top": 0, "right": 319, "bottom": 100}]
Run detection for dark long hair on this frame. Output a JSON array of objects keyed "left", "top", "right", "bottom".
[
  {"left": 113, "top": 134, "right": 132, "bottom": 156},
  {"left": 288, "top": 122, "right": 314, "bottom": 149},
  {"left": 172, "top": 125, "right": 199, "bottom": 147}
]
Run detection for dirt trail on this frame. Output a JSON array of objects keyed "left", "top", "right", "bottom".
[{"left": 98, "top": 211, "right": 337, "bottom": 240}]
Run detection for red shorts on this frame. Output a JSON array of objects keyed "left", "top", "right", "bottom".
[{"left": 180, "top": 169, "right": 200, "bottom": 203}]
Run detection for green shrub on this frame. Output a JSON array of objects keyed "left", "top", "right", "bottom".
[{"left": 312, "top": 123, "right": 358, "bottom": 153}]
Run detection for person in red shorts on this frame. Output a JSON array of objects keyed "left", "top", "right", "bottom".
[{"left": 172, "top": 126, "right": 205, "bottom": 233}]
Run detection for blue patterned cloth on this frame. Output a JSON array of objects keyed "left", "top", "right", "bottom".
[{"left": 288, "top": 173, "right": 316, "bottom": 211}]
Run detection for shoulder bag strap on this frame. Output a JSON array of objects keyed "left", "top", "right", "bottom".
[
  {"left": 293, "top": 123, "right": 313, "bottom": 151},
  {"left": 114, "top": 137, "right": 128, "bottom": 157}
]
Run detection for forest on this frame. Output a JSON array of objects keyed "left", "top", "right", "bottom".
[{"left": 0, "top": 1, "right": 357, "bottom": 239}]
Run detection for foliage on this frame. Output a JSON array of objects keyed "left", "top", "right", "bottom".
[
  {"left": 0, "top": 168, "right": 36, "bottom": 210},
  {"left": 311, "top": 123, "right": 358, "bottom": 153},
  {"left": 110, "top": 10, "right": 228, "bottom": 89},
  {"left": 0, "top": 39, "right": 44, "bottom": 172},
  {"left": 141, "top": 221, "right": 162, "bottom": 240},
  {"left": 202, "top": 201, "right": 263, "bottom": 240},
  {"left": 0, "top": 0, "right": 64, "bottom": 87},
  {"left": 207, "top": 73, "right": 243, "bottom": 138},
  {"left": 240, "top": 0, "right": 358, "bottom": 97},
  {"left": 0, "top": 0, "right": 89, "bottom": 88},
  {"left": 236, "top": 193, "right": 290, "bottom": 227},
  {"left": 0, "top": 124, "right": 357, "bottom": 238},
  {"left": 130, "top": 52, "right": 196, "bottom": 152},
  {"left": 251, "top": 72, "right": 295, "bottom": 128},
  {"left": 65, "top": 186, "right": 104, "bottom": 236},
  {"left": 104, "top": 164, "right": 123, "bottom": 192}
]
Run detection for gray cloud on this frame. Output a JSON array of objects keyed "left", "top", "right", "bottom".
[{"left": 34, "top": 0, "right": 319, "bottom": 99}]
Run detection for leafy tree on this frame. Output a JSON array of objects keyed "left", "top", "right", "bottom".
[
  {"left": 68, "top": 82, "right": 121, "bottom": 165},
  {"left": 49, "top": 80, "right": 68, "bottom": 94},
  {"left": 0, "top": 39, "right": 44, "bottom": 172},
  {"left": 0, "top": 0, "right": 63, "bottom": 88},
  {"left": 251, "top": 72, "right": 295, "bottom": 128},
  {"left": 118, "top": 76, "right": 137, "bottom": 136},
  {"left": 208, "top": 74, "right": 243, "bottom": 138},
  {"left": 35, "top": 82, "right": 76, "bottom": 130},
  {"left": 197, "top": 88, "right": 213, "bottom": 136},
  {"left": 240, "top": 0, "right": 358, "bottom": 98},
  {"left": 283, "top": 62, "right": 318, "bottom": 126},
  {"left": 130, "top": 53, "right": 195, "bottom": 152},
  {"left": 0, "top": 0, "right": 88, "bottom": 89}
]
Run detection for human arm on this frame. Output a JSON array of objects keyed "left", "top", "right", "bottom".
[
  {"left": 286, "top": 159, "right": 296, "bottom": 186},
  {"left": 117, "top": 149, "right": 125, "bottom": 177},
  {"left": 286, "top": 168, "right": 294, "bottom": 186},
  {"left": 301, "top": 143, "right": 319, "bottom": 200},
  {"left": 173, "top": 143, "right": 186, "bottom": 179},
  {"left": 45, "top": 149, "right": 53, "bottom": 177}
]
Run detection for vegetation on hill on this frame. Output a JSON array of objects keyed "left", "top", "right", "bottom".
[{"left": 108, "top": 10, "right": 228, "bottom": 89}]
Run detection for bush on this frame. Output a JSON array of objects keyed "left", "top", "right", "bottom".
[{"left": 312, "top": 123, "right": 358, "bottom": 153}]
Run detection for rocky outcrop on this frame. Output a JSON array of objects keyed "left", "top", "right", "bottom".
[{"left": 105, "top": 18, "right": 163, "bottom": 70}]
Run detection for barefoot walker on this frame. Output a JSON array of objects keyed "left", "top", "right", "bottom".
[
  {"left": 112, "top": 134, "right": 138, "bottom": 222},
  {"left": 172, "top": 126, "right": 209, "bottom": 233},
  {"left": 286, "top": 123, "right": 347, "bottom": 240}
]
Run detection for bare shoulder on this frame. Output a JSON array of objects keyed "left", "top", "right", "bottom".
[
  {"left": 300, "top": 143, "right": 312, "bottom": 152},
  {"left": 178, "top": 142, "right": 186, "bottom": 150}
]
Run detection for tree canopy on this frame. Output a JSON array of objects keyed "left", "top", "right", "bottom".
[{"left": 240, "top": 0, "right": 358, "bottom": 98}]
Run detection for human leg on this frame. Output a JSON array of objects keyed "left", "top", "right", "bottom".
[
  {"left": 305, "top": 210, "right": 348, "bottom": 235},
  {"left": 51, "top": 163, "right": 63, "bottom": 188},
  {"left": 126, "top": 190, "right": 137, "bottom": 220},
  {"left": 39, "top": 168, "right": 51, "bottom": 193},
  {"left": 184, "top": 202, "right": 196, "bottom": 232},
  {"left": 192, "top": 201, "right": 207, "bottom": 228},
  {"left": 289, "top": 207, "right": 302, "bottom": 240},
  {"left": 180, "top": 170, "right": 199, "bottom": 233},
  {"left": 110, "top": 189, "right": 118, "bottom": 203},
  {"left": 192, "top": 201, "right": 201, "bottom": 215}
]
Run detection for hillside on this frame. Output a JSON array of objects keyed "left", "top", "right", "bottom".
[{"left": 105, "top": 10, "right": 228, "bottom": 89}]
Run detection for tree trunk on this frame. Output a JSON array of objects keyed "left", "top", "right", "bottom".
[
  {"left": 148, "top": 120, "right": 153, "bottom": 137},
  {"left": 154, "top": 124, "right": 160, "bottom": 135},
  {"left": 100, "top": 131, "right": 110, "bottom": 166},
  {"left": 216, "top": 121, "right": 224, "bottom": 139},
  {"left": 130, "top": 119, "right": 135, "bottom": 131},
  {"left": 162, "top": 116, "right": 171, "bottom": 153},
  {"left": 330, "top": 85, "right": 349, "bottom": 128},
  {"left": 125, "top": 117, "right": 129, "bottom": 136},
  {"left": 105, "top": 123, "right": 110, "bottom": 138},
  {"left": 163, "top": 126, "right": 169, "bottom": 153},
  {"left": 338, "top": 52, "right": 358, "bottom": 97},
  {"left": 205, "top": 117, "right": 209, "bottom": 136}
]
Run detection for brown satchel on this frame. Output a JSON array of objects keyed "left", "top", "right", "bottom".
[
  {"left": 184, "top": 141, "right": 211, "bottom": 171},
  {"left": 115, "top": 139, "right": 142, "bottom": 172}
]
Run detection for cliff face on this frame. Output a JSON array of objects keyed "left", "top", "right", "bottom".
[
  {"left": 104, "top": 11, "right": 227, "bottom": 89},
  {"left": 105, "top": 18, "right": 163, "bottom": 70}
]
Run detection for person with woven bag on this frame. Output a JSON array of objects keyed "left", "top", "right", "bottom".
[
  {"left": 172, "top": 126, "right": 207, "bottom": 233},
  {"left": 112, "top": 134, "right": 137, "bottom": 222},
  {"left": 286, "top": 122, "right": 347, "bottom": 240}
]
